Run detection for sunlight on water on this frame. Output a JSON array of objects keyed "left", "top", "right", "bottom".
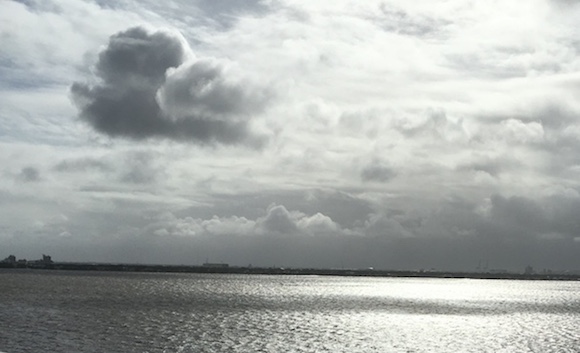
[{"left": 1, "top": 270, "right": 579, "bottom": 352}]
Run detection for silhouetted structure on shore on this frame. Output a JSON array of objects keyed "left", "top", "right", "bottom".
[
  {"left": 0, "top": 254, "right": 53, "bottom": 268},
  {"left": 203, "top": 262, "right": 229, "bottom": 268}
]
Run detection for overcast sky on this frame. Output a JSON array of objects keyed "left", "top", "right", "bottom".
[{"left": 2, "top": 0, "right": 580, "bottom": 272}]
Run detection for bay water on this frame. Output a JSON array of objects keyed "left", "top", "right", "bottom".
[{"left": 1, "top": 270, "right": 579, "bottom": 352}]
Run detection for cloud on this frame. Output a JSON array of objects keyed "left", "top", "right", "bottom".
[
  {"left": 54, "top": 158, "right": 111, "bottom": 173},
  {"left": 258, "top": 204, "right": 299, "bottom": 234},
  {"left": 5, "top": 0, "right": 580, "bottom": 272},
  {"left": 119, "top": 151, "right": 162, "bottom": 184},
  {"left": 194, "top": 0, "right": 270, "bottom": 29},
  {"left": 71, "top": 26, "right": 270, "bottom": 146},
  {"left": 360, "top": 162, "right": 396, "bottom": 183},
  {"left": 18, "top": 167, "right": 40, "bottom": 182},
  {"left": 375, "top": 4, "right": 450, "bottom": 37},
  {"left": 457, "top": 155, "right": 522, "bottom": 177},
  {"left": 146, "top": 203, "right": 346, "bottom": 238},
  {"left": 157, "top": 60, "right": 271, "bottom": 121},
  {"left": 255, "top": 204, "right": 353, "bottom": 236},
  {"left": 479, "top": 194, "right": 580, "bottom": 242},
  {"left": 362, "top": 213, "right": 413, "bottom": 238},
  {"left": 500, "top": 119, "right": 544, "bottom": 144}
]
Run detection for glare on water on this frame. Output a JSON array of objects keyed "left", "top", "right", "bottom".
[{"left": 1, "top": 270, "right": 579, "bottom": 353}]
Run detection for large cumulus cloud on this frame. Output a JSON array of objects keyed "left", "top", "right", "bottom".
[{"left": 71, "top": 26, "right": 271, "bottom": 146}]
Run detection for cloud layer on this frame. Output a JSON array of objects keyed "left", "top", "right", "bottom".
[{"left": 2, "top": 0, "right": 580, "bottom": 272}]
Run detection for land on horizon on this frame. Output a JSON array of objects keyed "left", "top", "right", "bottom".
[{"left": 2, "top": 256, "right": 579, "bottom": 281}]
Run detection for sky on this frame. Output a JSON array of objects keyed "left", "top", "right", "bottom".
[{"left": 2, "top": 0, "right": 580, "bottom": 272}]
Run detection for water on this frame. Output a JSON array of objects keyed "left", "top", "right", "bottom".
[{"left": 1, "top": 270, "right": 579, "bottom": 352}]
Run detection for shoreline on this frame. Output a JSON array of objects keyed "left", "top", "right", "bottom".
[{"left": 2, "top": 262, "right": 579, "bottom": 281}]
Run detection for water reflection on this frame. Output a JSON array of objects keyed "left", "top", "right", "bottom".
[{"left": 1, "top": 270, "right": 579, "bottom": 352}]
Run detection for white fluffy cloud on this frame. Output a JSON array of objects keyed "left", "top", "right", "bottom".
[{"left": 146, "top": 204, "right": 346, "bottom": 238}]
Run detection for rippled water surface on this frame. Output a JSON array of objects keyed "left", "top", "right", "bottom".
[{"left": 1, "top": 270, "right": 579, "bottom": 352}]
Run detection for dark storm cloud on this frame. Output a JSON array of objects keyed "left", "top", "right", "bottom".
[
  {"left": 71, "top": 26, "right": 268, "bottom": 147},
  {"left": 380, "top": 193, "right": 580, "bottom": 245},
  {"left": 480, "top": 194, "right": 580, "bottom": 241},
  {"left": 158, "top": 60, "right": 271, "bottom": 120},
  {"left": 93, "top": 27, "right": 185, "bottom": 86}
]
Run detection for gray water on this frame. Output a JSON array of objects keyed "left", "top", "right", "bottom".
[{"left": 1, "top": 270, "right": 579, "bottom": 353}]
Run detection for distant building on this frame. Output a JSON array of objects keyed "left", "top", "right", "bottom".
[
  {"left": 27, "top": 254, "right": 54, "bottom": 268},
  {"left": 489, "top": 269, "right": 507, "bottom": 274},
  {"left": 1, "top": 255, "right": 16, "bottom": 264},
  {"left": 524, "top": 265, "right": 534, "bottom": 275},
  {"left": 0, "top": 255, "right": 17, "bottom": 268},
  {"left": 1, "top": 254, "right": 54, "bottom": 268},
  {"left": 203, "top": 263, "right": 229, "bottom": 268}
]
